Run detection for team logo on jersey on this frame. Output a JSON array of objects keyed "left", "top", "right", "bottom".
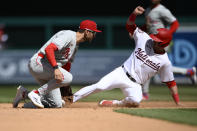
[
  {"left": 135, "top": 48, "right": 160, "bottom": 71},
  {"left": 62, "top": 48, "right": 70, "bottom": 59}
]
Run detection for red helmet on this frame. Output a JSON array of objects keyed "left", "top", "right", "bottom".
[{"left": 149, "top": 28, "right": 172, "bottom": 48}]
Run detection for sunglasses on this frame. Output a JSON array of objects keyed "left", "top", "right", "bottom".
[{"left": 86, "top": 29, "right": 97, "bottom": 36}]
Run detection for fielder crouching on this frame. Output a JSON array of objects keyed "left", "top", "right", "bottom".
[
  {"left": 13, "top": 62, "right": 74, "bottom": 108},
  {"left": 13, "top": 20, "right": 102, "bottom": 108}
]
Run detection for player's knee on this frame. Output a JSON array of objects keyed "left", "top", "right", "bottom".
[
  {"left": 62, "top": 74, "right": 73, "bottom": 85},
  {"left": 124, "top": 96, "right": 142, "bottom": 106}
]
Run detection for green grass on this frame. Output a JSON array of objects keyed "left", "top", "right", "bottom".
[
  {"left": 149, "top": 85, "right": 197, "bottom": 101},
  {"left": 114, "top": 108, "right": 197, "bottom": 126},
  {"left": 0, "top": 85, "right": 125, "bottom": 103},
  {"left": 1, "top": 84, "right": 197, "bottom": 126},
  {"left": 0, "top": 84, "right": 196, "bottom": 103}
]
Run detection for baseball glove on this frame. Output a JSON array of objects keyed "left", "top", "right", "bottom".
[
  {"left": 41, "top": 96, "right": 56, "bottom": 108},
  {"left": 60, "top": 85, "right": 73, "bottom": 106}
]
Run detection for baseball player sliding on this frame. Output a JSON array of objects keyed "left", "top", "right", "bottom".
[
  {"left": 72, "top": 6, "right": 180, "bottom": 107},
  {"left": 141, "top": 0, "right": 197, "bottom": 100},
  {"left": 13, "top": 20, "right": 102, "bottom": 108}
]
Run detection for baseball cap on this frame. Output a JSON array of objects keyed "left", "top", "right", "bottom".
[{"left": 79, "top": 20, "right": 102, "bottom": 32}]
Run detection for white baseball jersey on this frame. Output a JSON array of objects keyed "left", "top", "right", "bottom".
[
  {"left": 123, "top": 28, "right": 174, "bottom": 84},
  {"left": 145, "top": 4, "right": 176, "bottom": 34},
  {"left": 38, "top": 30, "right": 77, "bottom": 67}
]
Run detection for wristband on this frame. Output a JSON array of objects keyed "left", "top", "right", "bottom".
[
  {"left": 129, "top": 13, "right": 136, "bottom": 23},
  {"left": 53, "top": 65, "right": 58, "bottom": 69}
]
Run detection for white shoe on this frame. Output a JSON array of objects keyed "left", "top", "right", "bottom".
[
  {"left": 28, "top": 90, "right": 44, "bottom": 108},
  {"left": 13, "top": 85, "right": 28, "bottom": 108},
  {"left": 99, "top": 100, "right": 114, "bottom": 107}
]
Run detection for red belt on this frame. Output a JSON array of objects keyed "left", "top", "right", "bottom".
[{"left": 38, "top": 53, "right": 44, "bottom": 58}]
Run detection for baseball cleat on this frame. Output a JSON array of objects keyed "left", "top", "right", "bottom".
[
  {"left": 28, "top": 90, "right": 44, "bottom": 108},
  {"left": 99, "top": 100, "right": 114, "bottom": 107},
  {"left": 13, "top": 85, "right": 28, "bottom": 108},
  {"left": 142, "top": 92, "right": 149, "bottom": 100}
]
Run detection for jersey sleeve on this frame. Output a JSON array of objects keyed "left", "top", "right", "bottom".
[
  {"left": 133, "top": 28, "right": 140, "bottom": 42},
  {"left": 158, "top": 61, "right": 174, "bottom": 82},
  {"left": 133, "top": 28, "right": 149, "bottom": 45},
  {"left": 51, "top": 31, "right": 71, "bottom": 50},
  {"left": 160, "top": 8, "right": 176, "bottom": 24}
]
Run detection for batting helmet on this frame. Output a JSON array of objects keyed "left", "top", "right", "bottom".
[{"left": 149, "top": 28, "right": 172, "bottom": 48}]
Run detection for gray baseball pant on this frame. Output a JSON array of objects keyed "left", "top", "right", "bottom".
[{"left": 28, "top": 54, "right": 73, "bottom": 107}]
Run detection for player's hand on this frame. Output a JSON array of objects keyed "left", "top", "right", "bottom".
[
  {"left": 54, "top": 68, "right": 64, "bottom": 83},
  {"left": 133, "top": 6, "right": 145, "bottom": 16}
]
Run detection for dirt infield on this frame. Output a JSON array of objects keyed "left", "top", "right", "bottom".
[{"left": 0, "top": 101, "right": 197, "bottom": 131}]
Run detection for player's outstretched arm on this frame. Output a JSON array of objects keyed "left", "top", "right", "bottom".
[
  {"left": 166, "top": 81, "right": 180, "bottom": 105},
  {"left": 126, "top": 6, "right": 145, "bottom": 35},
  {"left": 127, "top": 6, "right": 145, "bottom": 25}
]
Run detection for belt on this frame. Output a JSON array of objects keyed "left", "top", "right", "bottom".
[
  {"left": 121, "top": 65, "right": 137, "bottom": 83},
  {"left": 38, "top": 53, "right": 44, "bottom": 58}
]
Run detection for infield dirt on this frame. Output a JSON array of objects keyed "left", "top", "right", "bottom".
[{"left": 0, "top": 101, "right": 197, "bottom": 131}]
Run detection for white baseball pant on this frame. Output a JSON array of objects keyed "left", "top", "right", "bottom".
[{"left": 73, "top": 66, "right": 143, "bottom": 106}]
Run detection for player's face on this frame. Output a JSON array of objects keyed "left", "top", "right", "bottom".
[
  {"left": 153, "top": 41, "right": 165, "bottom": 53},
  {"left": 84, "top": 30, "right": 96, "bottom": 43}
]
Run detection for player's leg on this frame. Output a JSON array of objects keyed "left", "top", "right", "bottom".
[
  {"left": 28, "top": 56, "right": 71, "bottom": 108},
  {"left": 28, "top": 66, "right": 72, "bottom": 108},
  {"left": 36, "top": 67, "right": 72, "bottom": 95},
  {"left": 99, "top": 81, "right": 143, "bottom": 107},
  {"left": 45, "top": 88, "right": 63, "bottom": 107},
  {"left": 120, "top": 83, "right": 142, "bottom": 107},
  {"left": 172, "top": 66, "right": 197, "bottom": 84},
  {"left": 73, "top": 67, "right": 124, "bottom": 102},
  {"left": 13, "top": 54, "right": 47, "bottom": 108},
  {"left": 97, "top": 66, "right": 143, "bottom": 107},
  {"left": 173, "top": 66, "right": 188, "bottom": 74}
]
